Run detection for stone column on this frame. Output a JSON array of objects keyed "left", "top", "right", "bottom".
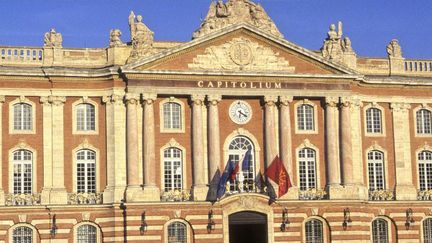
[
  {"left": 340, "top": 98, "right": 353, "bottom": 186},
  {"left": 279, "top": 96, "right": 298, "bottom": 199},
  {"left": 40, "top": 96, "right": 68, "bottom": 204},
  {"left": 264, "top": 95, "right": 279, "bottom": 166},
  {"left": 125, "top": 93, "right": 141, "bottom": 201},
  {"left": 0, "top": 96, "right": 5, "bottom": 205},
  {"left": 207, "top": 94, "right": 221, "bottom": 200},
  {"left": 391, "top": 102, "right": 417, "bottom": 200},
  {"left": 142, "top": 93, "right": 160, "bottom": 201},
  {"left": 102, "top": 93, "right": 127, "bottom": 203},
  {"left": 191, "top": 94, "right": 207, "bottom": 201},
  {"left": 325, "top": 97, "right": 342, "bottom": 198}
]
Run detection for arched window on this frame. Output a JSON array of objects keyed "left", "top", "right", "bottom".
[
  {"left": 167, "top": 222, "right": 187, "bottom": 243},
  {"left": 298, "top": 148, "right": 317, "bottom": 191},
  {"left": 305, "top": 219, "right": 323, "bottom": 243},
  {"left": 297, "top": 104, "right": 314, "bottom": 131},
  {"left": 372, "top": 219, "right": 389, "bottom": 243},
  {"left": 76, "top": 150, "right": 96, "bottom": 193},
  {"left": 227, "top": 136, "right": 255, "bottom": 191},
  {"left": 368, "top": 150, "right": 385, "bottom": 191},
  {"left": 163, "top": 102, "right": 182, "bottom": 130},
  {"left": 366, "top": 108, "right": 382, "bottom": 134},
  {"left": 418, "top": 150, "right": 432, "bottom": 191},
  {"left": 12, "top": 150, "right": 33, "bottom": 194},
  {"left": 417, "top": 109, "right": 432, "bottom": 134},
  {"left": 77, "top": 224, "right": 97, "bottom": 243},
  {"left": 76, "top": 103, "right": 95, "bottom": 131},
  {"left": 424, "top": 218, "right": 432, "bottom": 243},
  {"left": 12, "top": 226, "right": 33, "bottom": 243},
  {"left": 13, "top": 103, "right": 32, "bottom": 131},
  {"left": 163, "top": 147, "right": 183, "bottom": 191}
]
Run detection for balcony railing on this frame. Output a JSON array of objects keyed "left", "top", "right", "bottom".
[
  {"left": 299, "top": 188, "right": 327, "bottom": 200},
  {"left": 5, "top": 193, "right": 41, "bottom": 206},
  {"left": 0, "top": 46, "right": 43, "bottom": 65},
  {"left": 404, "top": 59, "right": 432, "bottom": 73},
  {"left": 68, "top": 192, "right": 103, "bottom": 205},
  {"left": 417, "top": 190, "right": 432, "bottom": 201},
  {"left": 368, "top": 189, "right": 394, "bottom": 201},
  {"left": 161, "top": 189, "right": 192, "bottom": 202}
]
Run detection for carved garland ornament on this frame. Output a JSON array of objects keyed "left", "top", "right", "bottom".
[{"left": 188, "top": 37, "right": 294, "bottom": 72}]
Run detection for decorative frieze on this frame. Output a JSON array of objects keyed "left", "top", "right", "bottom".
[
  {"left": 68, "top": 193, "right": 103, "bottom": 205},
  {"left": 299, "top": 188, "right": 327, "bottom": 200},
  {"left": 5, "top": 193, "right": 41, "bottom": 206},
  {"left": 161, "top": 190, "right": 191, "bottom": 202}
]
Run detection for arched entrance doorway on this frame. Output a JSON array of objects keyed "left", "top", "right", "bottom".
[{"left": 229, "top": 211, "right": 268, "bottom": 243}]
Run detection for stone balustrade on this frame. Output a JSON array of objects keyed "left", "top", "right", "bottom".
[
  {"left": 0, "top": 46, "right": 43, "bottom": 65},
  {"left": 5, "top": 193, "right": 41, "bottom": 206},
  {"left": 299, "top": 188, "right": 327, "bottom": 200},
  {"left": 368, "top": 189, "right": 395, "bottom": 201},
  {"left": 67, "top": 192, "right": 103, "bottom": 205},
  {"left": 405, "top": 59, "right": 432, "bottom": 73}
]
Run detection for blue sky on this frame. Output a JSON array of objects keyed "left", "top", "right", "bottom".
[{"left": 1, "top": 0, "right": 431, "bottom": 58}]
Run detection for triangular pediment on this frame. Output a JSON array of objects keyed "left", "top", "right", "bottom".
[{"left": 122, "top": 24, "right": 357, "bottom": 76}]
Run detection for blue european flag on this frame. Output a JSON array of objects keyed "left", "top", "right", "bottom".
[{"left": 217, "top": 159, "right": 235, "bottom": 199}]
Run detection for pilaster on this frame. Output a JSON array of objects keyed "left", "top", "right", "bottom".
[
  {"left": 279, "top": 96, "right": 298, "bottom": 200},
  {"left": 141, "top": 92, "right": 160, "bottom": 201},
  {"left": 207, "top": 94, "right": 222, "bottom": 201},
  {"left": 191, "top": 94, "right": 207, "bottom": 201},
  {"left": 0, "top": 96, "right": 5, "bottom": 205},
  {"left": 102, "top": 93, "right": 127, "bottom": 203},
  {"left": 125, "top": 93, "right": 142, "bottom": 202},
  {"left": 391, "top": 102, "right": 417, "bottom": 200},
  {"left": 325, "top": 97, "right": 342, "bottom": 199}
]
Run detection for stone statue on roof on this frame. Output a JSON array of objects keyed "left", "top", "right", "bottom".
[
  {"left": 193, "top": 0, "right": 283, "bottom": 39},
  {"left": 321, "top": 21, "right": 355, "bottom": 63},
  {"left": 387, "top": 39, "right": 402, "bottom": 58},
  {"left": 109, "top": 29, "right": 125, "bottom": 47},
  {"left": 127, "top": 11, "right": 154, "bottom": 63},
  {"left": 44, "top": 28, "right": 63, "bottom": 48}
]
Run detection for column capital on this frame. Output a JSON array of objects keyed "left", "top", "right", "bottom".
[
  {"left": 125, "top": 93, "right": 140, "bottom": 105},
  {"left": 207, "top": 94, "right": 222, "bottom": 105},
  {"left": 325, "top": 96, "right": 339, "bottom": 107},
  {"left": 391, "top": 102, "right": 411, "bottom": 112},
  {"left": 0, "top": 96, "right": 5, "bottom": 104},
  {"left": 264, "top": 95, "right": 278, "bottom": 106},
  {"left": 142, "top": 93, "right": 157, "bottom": 105},
  {"left": 279, "top": 96, "right": 293, "bottom": 106},
  {"left": 103, "top": 94, "right": 124, "bottom": 106},
  {"left": 40, "top": 96, "right": 66, "bottom": 106},
  {"left": 191, "top": 94, "right": 205, "bottom": 105}
]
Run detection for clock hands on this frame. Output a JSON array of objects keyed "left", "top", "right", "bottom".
[{"left": 238, "top": 110, "right": 247, "bottom": 118}]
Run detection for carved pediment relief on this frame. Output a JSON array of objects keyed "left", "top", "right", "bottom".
[{"left": 188, "top": 37, "right": 295, "bottom": 72}]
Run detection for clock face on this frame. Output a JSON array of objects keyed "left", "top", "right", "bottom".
[{"left": 229, "top": 100, "right": 252, "bottom": 125}]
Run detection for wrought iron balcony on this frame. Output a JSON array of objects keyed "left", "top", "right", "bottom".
[
  {"left": 161, "top": 189, "right": 191, "bottom": 202},
  {"left": 223, "top": 180, "right": 269, "bottom": 197},
  {"left": 368, "top": 189, "right": 394, "bottom": 201},
  {"left": 417, "top": 190, "right": 432, "bottom": 201},
  {"left": 5, "top": 193, "right": 41, "bottom": 206},
  {"left": 68, "top": 192, "right": 103, "bottom": 205},
  {"left": 299, "top": 188, "right": 327, "bottom": 200}
]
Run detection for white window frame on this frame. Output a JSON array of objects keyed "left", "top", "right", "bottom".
[
  {"left": 9, "top": 223, "right": 38, "bottom": 243},
  {"left": 72, "top": 141, "right": 100, "bottom": 193},
  {"left": 72, "top": 97, "right": 99, "bottom": 135},
  {"left": 8, "top": 143, "right": 37, "bottom": 194},
  {"left": 163, "top": 147, "right": 183, "bottom": 192},
  {"left": 73, "top": 222, "right": 101, "bottom": 243},
  {"left": 9, "top": 97, "right": 36, "bottom": 134},
  {"left": 294, "top": 100, "right": 318, "bottom": 134},
  {"left": 364, "top": 103, "right": 386, "bottom": 137},
  {"left": 160, "top": 97, "right": 185, "bottom": 133},
  {"left": 367, "top": 150, "right": 386, "bottom": 191},
  {"left": 365, "top": 144, "right": 389, "bottom": 191},
  {"left": 160, "top": 139, "right": 187, "bottom": 192},
  {"left": 296, "top": 139, "right": 321, "bottom": 190},
  {"left": 417, "top": 147, "right": 432, "bottom": 191},
  {"left": 303, "top": 216, "right": 328, "bottom": 243},
  {"left": 371, "top": 217, "right": 393, "bottom": 243},
  {"left": 12, "top": 150, "right": 33, "bottom": 194},
  {"left": 164, "top": 219, "right": 191, "bottom": 243},
  {"left": 414, "top": 105, "right": 432, "bottom": 137},
  {"left": 76, "top": 149, "right": 97, "bottom": 193},
  {"left": 422, "top": 218, "right": 432, "bottom": 243}
]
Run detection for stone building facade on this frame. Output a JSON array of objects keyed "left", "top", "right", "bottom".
[{"left": 0, "top": 0, "right": 432, "bottom": 242}]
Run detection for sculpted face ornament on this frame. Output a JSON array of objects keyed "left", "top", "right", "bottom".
[{"left": 229, "top": 42, "right": 253, "bottom": 67}]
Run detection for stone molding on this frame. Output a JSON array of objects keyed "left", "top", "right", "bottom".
[
  {"left": 102, "top": 94, "right": 124, "bottom": 106},
  {"left": 391, "top": 102, "right": 411, "bottom": 113}
]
